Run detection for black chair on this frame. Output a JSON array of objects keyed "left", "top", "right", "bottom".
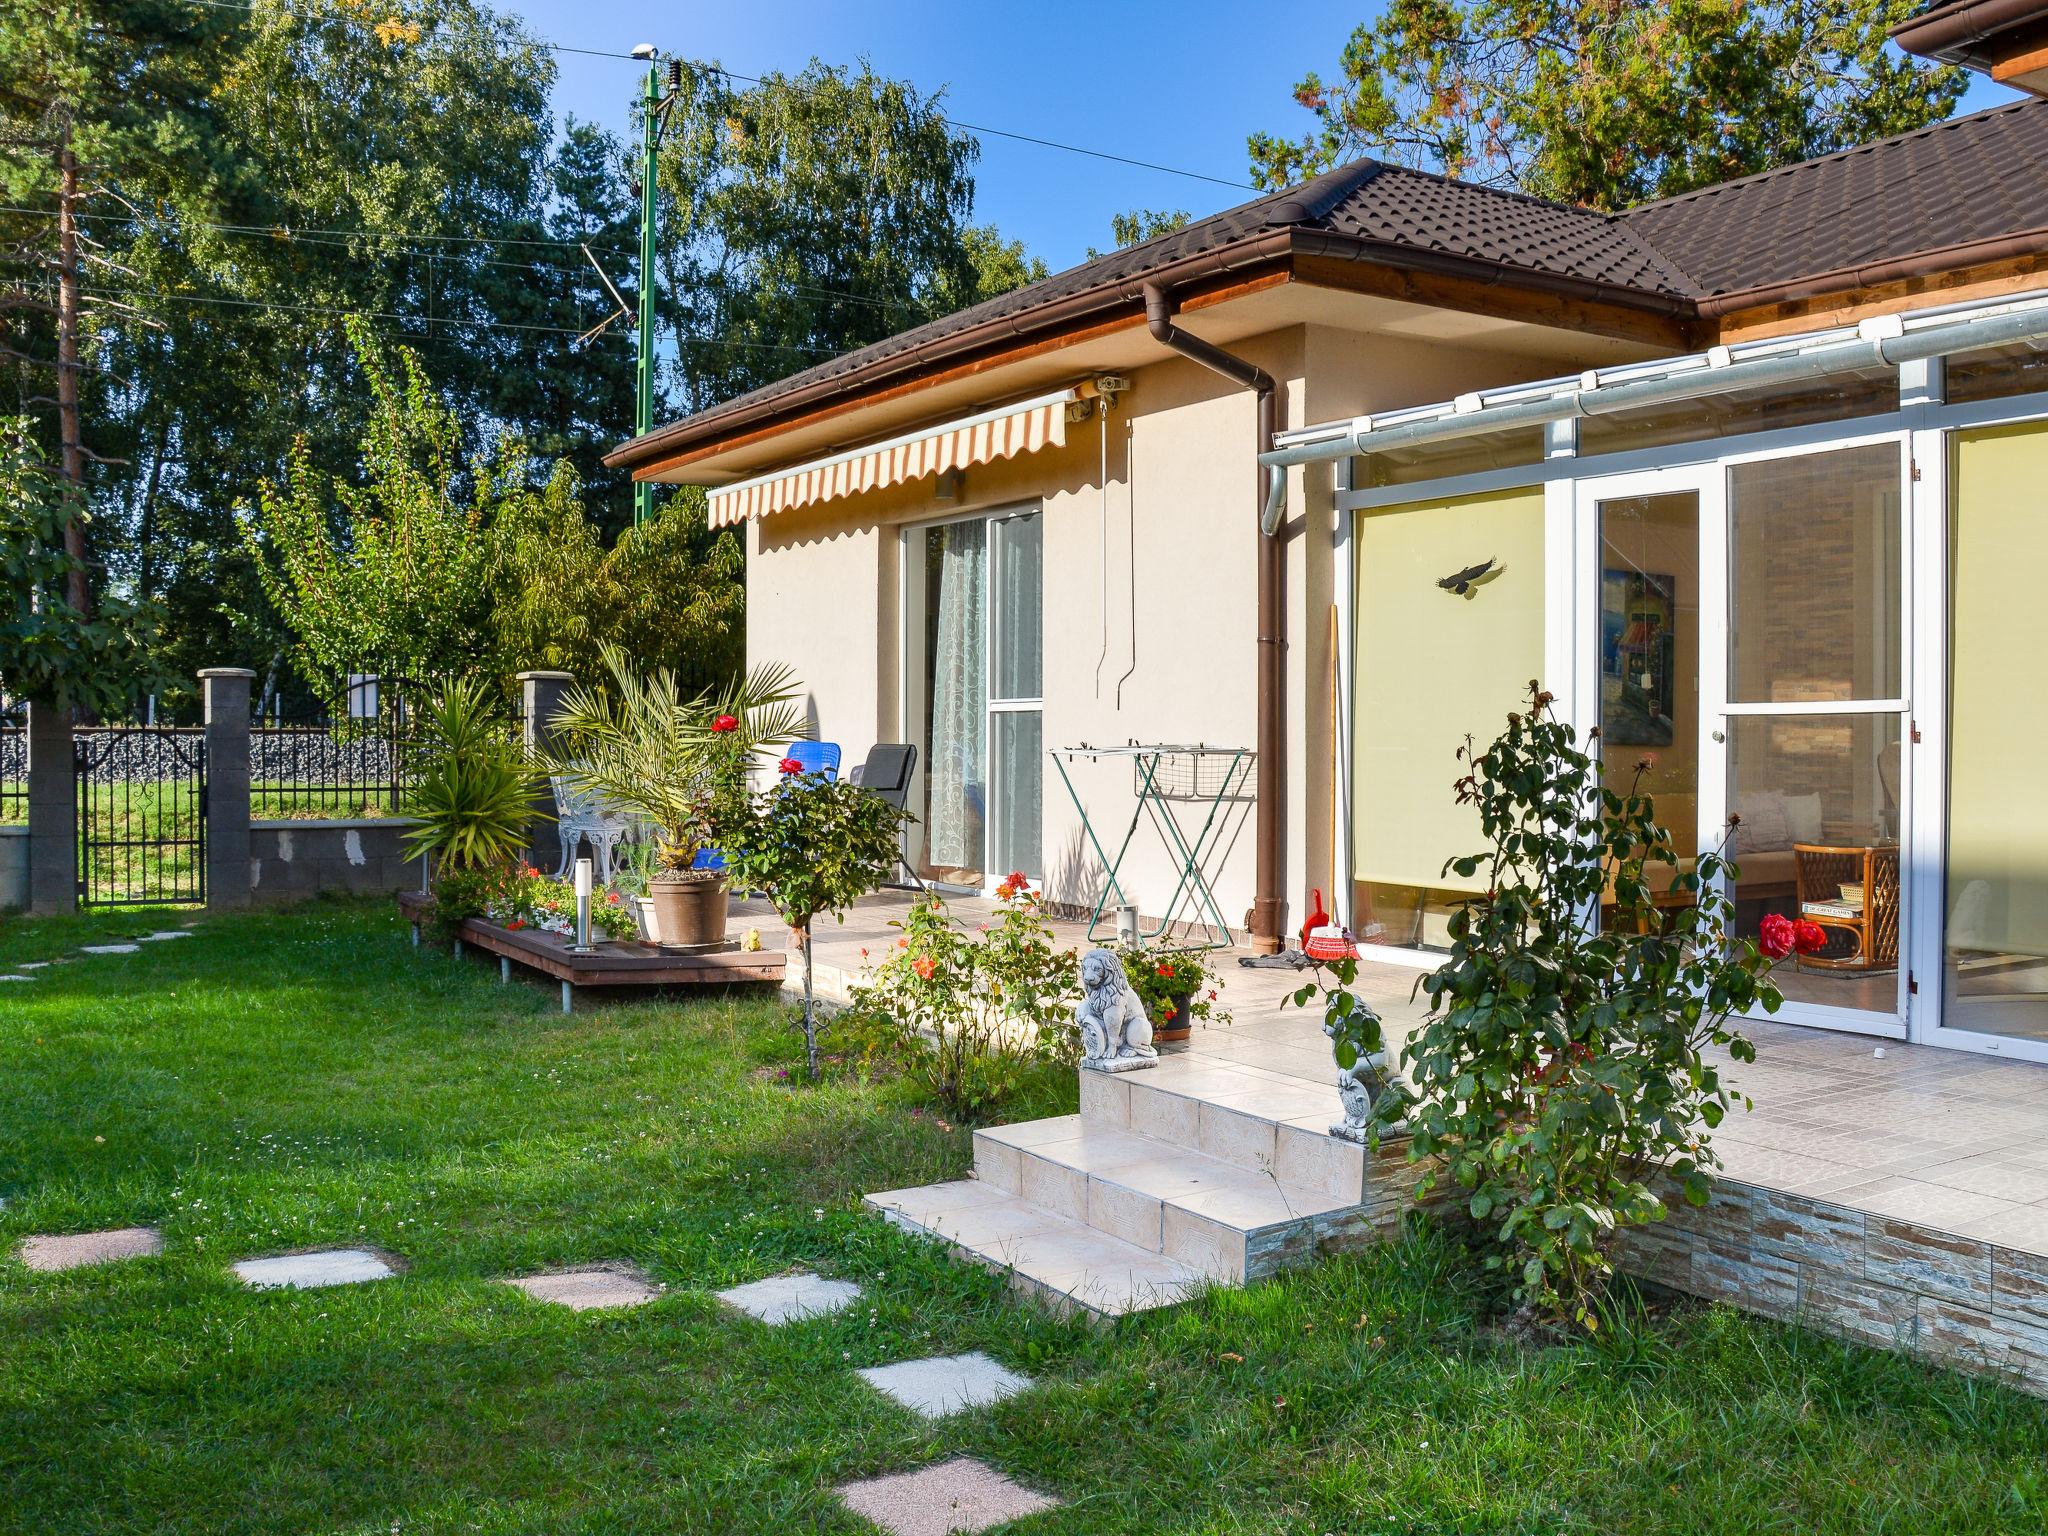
[{"left": 850, "top": 743, "right": 924, "bottom": 890}]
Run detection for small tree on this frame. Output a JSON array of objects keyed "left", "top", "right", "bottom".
[
  {"left": 728, "top": 763, "right": 909, "bottom": 1078},
  {"left": 1313, "top": 683, "right": 1812, "bottom": 1330}
]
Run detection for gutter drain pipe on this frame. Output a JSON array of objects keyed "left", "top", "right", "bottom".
[{"left": 1143, "top": 282, "right": 1287, "bottom": 954}]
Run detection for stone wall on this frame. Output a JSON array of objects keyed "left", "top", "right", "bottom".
[
  {"left": 247, "top": 819, "right": 424, "bottom": 906},
  {"left": 0, "top": 826, "right": 24, "bottom": 911},
  {"left": 1615, "top": 1178, "right": 2048, "bottom": 1392}
]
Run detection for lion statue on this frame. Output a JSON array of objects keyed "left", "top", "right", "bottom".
[{"left": 1073, "top": 947, "right": 1156, "bottom": 1070}]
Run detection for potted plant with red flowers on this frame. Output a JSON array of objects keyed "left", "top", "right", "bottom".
[
  {"left": 1117, "top": 943, "right": 1231, "bottom": 1043},
  {"left": 549, "top": 642, "right": 804, "bottom": 950}
]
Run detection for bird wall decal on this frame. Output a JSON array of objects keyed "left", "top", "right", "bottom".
[{"left": 1437, "top": 558, "right": 1500, "bottom": 595}]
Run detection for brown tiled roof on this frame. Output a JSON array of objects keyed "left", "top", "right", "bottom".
[
  {"left": 614, "top": 99, "right": 2048, "bottom": 466},
  {"left": 1620, "top": 98, "right": 2048, "bottom": 296},
  {"left": 634, "top": 159, "right": 1684, "bottom": 452}
]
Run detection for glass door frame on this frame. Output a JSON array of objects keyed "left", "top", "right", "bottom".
[
  {"left": 897, "top": 501, "right": 1044, "bottom": 897},
  {"left": 1917, "top": 405, "right": 2048, "bottom": 1063},
  {"left": 1569, "top": 462, "right": 1728, "bottom": 943},
  {"left": 1574, "top": 438, "right": 1916, "bottom": 1040}
]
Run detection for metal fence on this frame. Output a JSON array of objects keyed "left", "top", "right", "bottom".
[
  {"left": 250, "top": 674, "right": 422, "bottom": 819},
  {"left": 0, "top": 701, "right": 23, "bottom": 825},
  {"left": 75, "top": 726, "right": 207, "bottom": 906}
]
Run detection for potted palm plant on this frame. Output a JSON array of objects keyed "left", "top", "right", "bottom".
[{"left": 550, "top": 642, "right": 803, "bottom": 951}]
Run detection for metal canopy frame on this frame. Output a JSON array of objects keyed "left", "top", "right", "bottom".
[{"left": 1050, "top": 744, "right": 1254, "bottom": 949}]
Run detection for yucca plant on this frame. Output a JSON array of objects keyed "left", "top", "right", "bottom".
[
  {"left": 400, "top": 678, "right": 543, "bottom": 872},
  {"left": 549, "top": 641, "right": 805, "bottom": 874}
]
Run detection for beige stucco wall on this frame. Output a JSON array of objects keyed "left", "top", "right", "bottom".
[{"left": 744, "top": 307, "right": 1617, "bottom": 941}]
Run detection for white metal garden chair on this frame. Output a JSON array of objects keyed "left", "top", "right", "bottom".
[{"left": 548, "top": 772, "right": 633, "bottom": 883}]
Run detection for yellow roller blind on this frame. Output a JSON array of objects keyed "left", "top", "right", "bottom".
[
  {"left": 1355, "top": 486, "right": 1547, "bottom": 893},
  {"left": 1949, "top": 425, "right": 2048, "bottom": 957}
]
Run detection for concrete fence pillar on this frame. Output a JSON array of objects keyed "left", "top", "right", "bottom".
[
  {"left": 200, "top": 668, "right": 255, "bottom": 910},
  {"left": 26, "top": 698, "right": 76, "bottom": 915},
  {"left": 518, "top": 670, "right": 576, "bottom": 875}
]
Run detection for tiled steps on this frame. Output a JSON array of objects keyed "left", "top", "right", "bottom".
[{"left": 868, "top": 1055, "right": 1405, "bottom": 1318}]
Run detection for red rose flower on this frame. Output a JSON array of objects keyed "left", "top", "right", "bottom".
[
  {"left": 912, "top": 955, "right": 937, "bottom": 980},
  {"left": 1758, "top": 912, "right": 1795, "bottom": 960},
  {"left": 778, "top": 756, "right": 803, "bottom": 775},
  {"left": 1793, "top": 918, "right": 1828, "bottom": 955},
  {"left": 506, "top": 918, "right": 525, "bottom": 930},
  {"left": 1156, "top": 962, "right": 1173, "bottom": 977},
  {"left": 1161, "top": 1003, "right": 1176, "bottom": 1021},
  {"left": 710, "top": 714, "right": 739, "bottom": 733}
]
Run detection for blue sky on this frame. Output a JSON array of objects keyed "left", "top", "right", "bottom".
[{"left": 512, "top": 0, "right": 2022, "bottom": 274}]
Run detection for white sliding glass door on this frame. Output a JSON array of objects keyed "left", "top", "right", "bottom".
[{"left": 904, "top": 508, "right": 1043, "bottom": 889}]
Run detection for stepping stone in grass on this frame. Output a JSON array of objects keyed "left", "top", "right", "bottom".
[
  {"left": 0, "top": 974, "right": 31, "bottom": 982},
  {"left": 715, "top": 1271, "right": 860, "bottom": 1325},
  {"left": 17, "top": 961, "right": 49, "bottom": 970},
  {"left": 17, "top": 1226, "right": 164, "bottom": 1272},
  {"left": 139, "top": 931, "right": 192, "bottom": 943},
  {"left": 233, "top": 1248, "right": 398, "bottom": 1290},
  {"left": 835, "top": 1457, "right": 1060, "bottom": 1535},
  {"left": 856, "top": 1352, "right": 1034, "bottom": 1419},
  {"left": 501, "top": 1264, "right": 660, "bottom": 1311},
  {"left": 79, "top": 944, "right": 140, "bottom": 955}
]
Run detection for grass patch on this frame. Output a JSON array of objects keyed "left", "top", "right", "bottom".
[{"left": 1, "top": 898, "right": 2042, "bottom": 1534}]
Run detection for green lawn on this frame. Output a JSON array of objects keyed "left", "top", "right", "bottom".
[{"left": 0, "top": 900, "right": 2042, "bottom": 1535}]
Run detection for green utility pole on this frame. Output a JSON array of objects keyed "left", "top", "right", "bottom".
[{"left": 633, "top": 53, "right": 677, "bottom": 527}]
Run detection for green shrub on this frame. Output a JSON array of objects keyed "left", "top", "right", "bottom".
[
  {"left": 846, "top": 885, "right": 1077, "bottom": 1119},
  {"left": 1308, "top": 683, "right": 1784, "bottom": 1331},
  {"left": 401, "top": 678, "right": 543, "bottom": 873}
]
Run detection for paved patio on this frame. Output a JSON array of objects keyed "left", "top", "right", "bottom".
[{"left": 751, "top": 890, "right": 2048, "bottom": 1252}]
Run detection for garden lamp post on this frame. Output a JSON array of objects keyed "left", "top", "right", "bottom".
[{"left": 631, "top": 46, "right": 684, "bottom": 527}]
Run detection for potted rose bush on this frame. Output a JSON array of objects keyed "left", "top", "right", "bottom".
[{"left": 550, "top": 642, "right": 803, "bottom": 950}]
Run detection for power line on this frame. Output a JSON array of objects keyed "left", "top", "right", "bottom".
[
  {"left": 7, "top": 209, "right": 941, "bottom": 317},
  {"left": 80, "top": 283, "right": 848, "bottom": 355},
  {"left": 172, "top": 0, "right": 1258, "bottom": 192}
]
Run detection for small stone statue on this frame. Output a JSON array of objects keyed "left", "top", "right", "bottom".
[
  {"left": 1325, "top": 1009, "right": 1395, "bottom": 1144},
  {"left": 1074, "top": 948, "right": 1157, "bottom": 1073}
]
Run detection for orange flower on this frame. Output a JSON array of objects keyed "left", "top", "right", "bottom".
[{"left": 912, "top": 955, "right": 937, "bottom": 980}]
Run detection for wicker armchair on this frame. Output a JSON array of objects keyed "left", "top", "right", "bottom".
[{"left": 1792, "top": 843, "right": 1900, "bottom": 971}]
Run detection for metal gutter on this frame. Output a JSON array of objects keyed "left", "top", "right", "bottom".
[
  {"left": 1693, "top": 225, "right": 2048, "bottom": 317},
  {"left": 1261, "top": 291, "right": 2048, "bottom": 470},
  {"left": 1890, "top": 0, "right": 2048, "bottom": 55},
  {"left": 1141, "top": 282, "right": 1288, "bottom": 955}
]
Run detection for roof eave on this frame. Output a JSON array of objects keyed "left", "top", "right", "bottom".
[{"left": 605, "top": 228, "right": 1697, "bottom": 476}]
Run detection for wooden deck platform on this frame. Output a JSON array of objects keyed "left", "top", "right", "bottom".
[{"left": 397, "top": 893, "right": 786, "bottom": 1010}]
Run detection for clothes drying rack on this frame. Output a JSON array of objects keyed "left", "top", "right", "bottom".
[{"left": 1049, "top": 743, "right": 1255, "bottom": 949}]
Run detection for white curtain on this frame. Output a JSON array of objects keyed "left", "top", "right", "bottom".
[{"left": 926, "top": 522, "right": 987, "bottom": 872}]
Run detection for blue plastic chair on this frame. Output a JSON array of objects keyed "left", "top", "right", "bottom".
[{"left": 782, "top": 740, "right": 841, "bottom": 780}]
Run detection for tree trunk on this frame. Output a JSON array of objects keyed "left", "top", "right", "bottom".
[
  {"left": 55, "top": 119, "right": 87, "bottom": 620},
  {"left": 802, "top": 927, "right": 819, "bottom": 1079}
]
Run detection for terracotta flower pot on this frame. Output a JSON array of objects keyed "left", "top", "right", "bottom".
[
  {"left": 647, "top": 871, "right": 729, "bottom": 952},
  {"left": 1153, "top": 989, "right": 1196, "bottom": 1044}
]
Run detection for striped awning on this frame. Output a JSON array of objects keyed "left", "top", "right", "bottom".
[{"left": 705, "top": 387, "right": 1077, "bottom": 527}]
